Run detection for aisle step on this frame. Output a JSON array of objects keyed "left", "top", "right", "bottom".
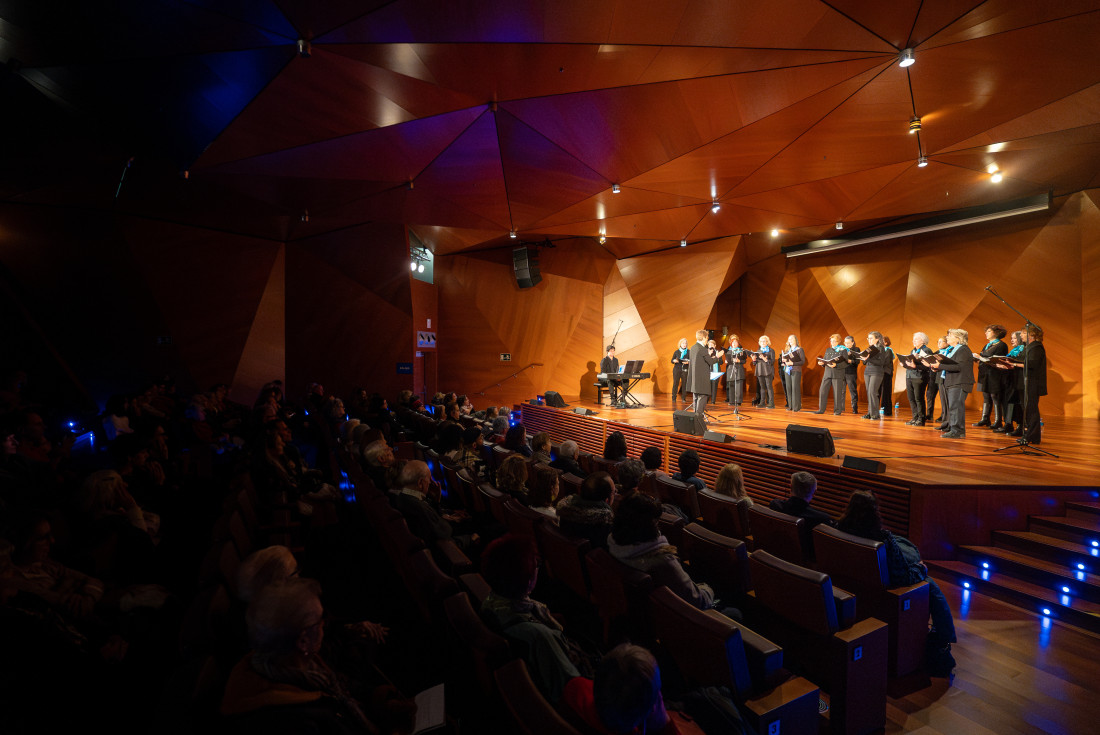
[
  {"left": 1028, "top": 515, "right": 1100, "bottom": 546},
  {"left": 990, "top": 530, "right": 1098, "bottom": 570},
  {"left": 956, "top": 545, "right": 1100, "bottom": 602}
]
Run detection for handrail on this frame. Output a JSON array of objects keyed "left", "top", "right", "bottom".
[{"left": 475, "top": 362, "right": 544, "bottom": 395}]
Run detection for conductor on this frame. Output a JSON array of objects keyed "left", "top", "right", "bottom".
[{"left": 686, "top": 329, "right": 724, "bottom": 434}]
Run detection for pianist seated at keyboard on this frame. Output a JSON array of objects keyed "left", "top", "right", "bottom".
[{"left": 599, "top": 345, "right": 622, "bottom": 404}]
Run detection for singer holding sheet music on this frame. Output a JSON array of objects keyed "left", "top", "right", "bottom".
[
  {"left": 814, "top": 334, "right": 846, "bottom": 414},
  {"left": 928, "top": 328, "right": 974, "bottom": 439},
  {"left": 725, "top": 335, "right": 747, "bottom": 408},
  {"left": 781, "top": 335, "right": 805, "bottom": 412},
  {"left": 751, "top": 336, "right": 776, "bottom": 408},
  {"left": 904, "top": 332, "right": 933, "bottom": 426},
  {"left": 974, "top": 324, "right": 1008, "bottom": 430},
  {"left": 1020, "top": 324, "right": 1047, "bottom": 444},
  {"left": 860, "top": 332, "right": 888, "bottom": 420}
]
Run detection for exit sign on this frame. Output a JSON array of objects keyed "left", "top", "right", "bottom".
[{"left": 500, "top": 353, "right": 511, "bottom": 361}]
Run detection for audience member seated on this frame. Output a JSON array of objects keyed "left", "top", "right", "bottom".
[
  {"left": 837, "top": 491, "right": 957, "bottom": 677},
  {"left": 563, "top": 643, "right": 681, "bottom": 735},
  {"left": 603, "top": 431, "right": 628, "bottom": 461},
  {"left": 109, "top": 433, "right": 168, "bottom": 512},
  {"left": 768, "top": 471, "right": 833, "bottom": 530},
  {"left": 361, "top": 439, "right": 395, "bottom": 491},
  {"left": 616, "top": 459, "right": 645, "bottom": 498},
  {"left": 713, "top": 463, "right": 751, "bottom": 505},
  {"left": 550, "top": 440, "right": 586, "bottom": 478},
  {"left": 434, "top": 422, "right": 463, "bottom": 458},
  {"left": 480, "top": 534, "right": 587, "bottom": 703},
  {"left": 103, "top": 394, "right": 135, "bottom": 441},
  {"left": 527, "top": 466, "right": 560, "bottom": 521},
  {"left": 608, "top": 494, "right": 715, "bottom": 612},
  {"left": 556, "top": 471, "right": 615, "bottom": 549},
  {"left": 531, "top": 431, "right": 552, "bottom": 465},
  {"left": 488, "top": 415, "right": 510, "bottom": 443},
  {"left": 496, "top": 454, "right": 529, "bottom": 504},
  {"left": 390, "top": 460, "right": 472, "bottom": 549},
  {"left": 454, "top": 428, "right": 485, "bottom": 479},
  {"left": 220, "top": 578, "right": 413, "bottom": 735},
  {"left": 640, "top": 447, "right": 667, "bottom": 478},
  {"left": 71, "top": 470, "right": 159, "bottom": 585},
  {"left": 670, "top": 449, "right": 705, "bottom": 493},
  {"left": 503, "top": 424, "right": 532, "bottom": 457}
]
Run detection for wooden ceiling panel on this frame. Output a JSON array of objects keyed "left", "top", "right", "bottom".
[
  {"left": 824, "top": 0, "right": 925, "bottom": 49},
  {"left": 203, "top": 107, "right": 483, "bottom": 180},
  {"left": 689, "top": 205, "right": 824, "bottom": 241},
  {"left": 527, "top": 187, "right": 707, "bottom": 230},
  {"left": 913, "top": 18, "right": 1100, "bottom": 154},
  {"left": 935, "top": 140, "right": 1100, "bottom": 195},
  {"left": 940, "top": 85, "right": 1100, "bottom": 154},
  {"left": 920, "top": 0, "right": 1100, "bottom": 50},
  {"left": 729, "top": 162, "right": 911, "bottom": 221},
  {"left": 408, "top": 225, "right": 504, "bottom": 256},
  {"left": 535, "top": 204, "right": 710, "bottom": 243}
]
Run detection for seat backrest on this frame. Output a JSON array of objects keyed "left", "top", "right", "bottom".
[
  {"left": 655, "top": 474, "right": 699, "bottom": 519},
  {"left": 697, "top": 489, "right": 752, "bottom": 541},
  {"left": 657, "top": 512, "right": 686, "bottom": 548},
  {"left": 560, "top": 472, "right": 583, "bottom": 499},
  {"left": 459, "top": 572, "right": 492, "bottom": 608},
  {"left": 453, "top": 468, "right": 478, "bottom": 513},
  {"left": 536, "top": 523, "right": 591, "bottom": 600},
  {"left": 747, "top": 505, "right": 807, "bottom": 566},
  {"left": 404, "top": 548, "right": 460, "bottom": 625},
  {"left": 503, "top": 498, "right": 546, "bottom": 539},
  {"left": 443, "top": 591, "right": 511, "bottom": 696},
  {"left": 440, "top": 457, "right": 463, "bottom": 505},
  {"left": 748, "top": 550, "right": 837, "bottom": 636},
  {"left": 585, "top": 547, "right": 653, "bottom": 643},
  {"left": 478, "top": 483, "right": 509, "bottom": 525},
  {"left": 637, "top": 471, "right": 658, "bottom": 500},
  {"left": 649, "top": 586, "right": 752, "bottom": 698},
  {"left": 680, "top": 523, "right": 750, "bottom": 600},
  {"left": 812, "top": 525, "right": 889, "bottom": 594},
  {"left": 494, "top": 659, "right": 584, "bottom": 735},
  {"left": 590, "top": 456, "right": 620, "bottom": 480}
]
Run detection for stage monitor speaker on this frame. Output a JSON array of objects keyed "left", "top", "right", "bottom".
[
  {"left": 573, "top": 407, "right": 594, "bottom": 416},
  {"left": 673, "top": 410, "right": 702, "bottom": 435},
  {"left": 544, "top": 390, "right": 567, "bottom": 408},
  {"left": 842, "top": 455, "right": 887, "bottom": 474},
  {"left": 786, "top": 424, "right": 834, "bottom": 458},
  {"left": 512, "top": 245, "right": 542, "bottom": 289},
  {"left": 703, "top": 430, "right": 734, "bottom": 443}
]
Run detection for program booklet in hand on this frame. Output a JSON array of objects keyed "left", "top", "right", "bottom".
[{"left": 413, "top": 684, "right": 446, "bottom": 734}]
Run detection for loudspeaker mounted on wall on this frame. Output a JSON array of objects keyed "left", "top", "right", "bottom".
[
  {"left": 512, "top": 245, "right": 542, "bottom": 289},
  {"left": 703, "top": 430, "right": 734, "bottom": 443},
  {"left": 842, "top": 455, "right": 887, "bottom": 474},
  {"left": 786, "top": 424, "right": 835, "bottom": 458},
  {"left": 544, "top": 390, "right": 568, "bottom": 408},
  {"left": 673, "top": 410, "right": 702, "bottom": 435}
]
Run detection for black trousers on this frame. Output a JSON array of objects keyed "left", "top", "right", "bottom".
[
  {"left": 926, "top": 377, "right": 942, "bottom": 419},
  {"left": 758, "top": 376, "right": 775, "bottom": 408},
  {"left": 881, "top": 373, "right": 894, "bottom": 415},
  {"left": 784, "top": 371, "right": 802, "bottom": 411},
  {"left": 818, "top": 377, "right": 844, "bottom": 413},
  {"left": 691, "top": 392, "right": 709, "bottom": 434},
  {"left": 865, "top": 374, "right": 883, "bottom": 418},
  {"left": 844, "top": 373, "right": 859, "bottom": 412},
  {"left": 1022, "top": 383, "right": 1042, "bottom": 442},
  {"left": 727, "top": 377, "right": 744, "bottom": 406},
  {"left": 670, "top": 366, "right": 686, "bottom": 400},
  {"left": 906, "top": 376, "right": 928, "bottom": 421}
]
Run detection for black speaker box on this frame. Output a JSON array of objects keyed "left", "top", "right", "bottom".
[
  {"left": 703, "top": 430, "right": 734, "bottom": 443},
  {"left": 544, "top": 390, "right": 567, "bottom": 408},
  {"left": 842, "top": 455, "right": 887, "bottom": 474},
  {"left": 786, "top": 424, "right": 834, "bottom": 457},
  {"left": 673, "top": 410, "right": 702, "bottom": 435},
  {"left": 512, "top": 245, "right": 542, "bottom": 289},
  {"left": 573, "top": 407, "right": 594, "bottom": 416}
]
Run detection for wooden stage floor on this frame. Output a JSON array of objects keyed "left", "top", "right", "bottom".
[{"left": 550, "top": 392, "right": 1100, "bottom": 489}]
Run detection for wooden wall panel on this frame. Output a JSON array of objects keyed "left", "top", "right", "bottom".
[
  {"left": 739, "top": 190, "right": 1098, "bottom": 417},
  {"left": 437, "top": 240, "right": 611, "bottom": 408},
  {"left": 231, "top": 244, "right": 286, "bottom": 404}
]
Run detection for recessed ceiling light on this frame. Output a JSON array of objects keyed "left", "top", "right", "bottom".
[
  {"left": 680, "top": 239, "right": 687, "bottom": 247},
  {"left": 991, "top": 172, "right": 1003, "bottom": 183},
  {"left": 770, "top": 229, "right": 779, "bottom": 237},
  {"left": 711, "top": 201, "right": 721, "bottom": 214},
  {"left": 918, "top": 156, "right": 928, "bottom": 167},
  {"left": 612, "top": 184, "right": 621, "bottom": 194},
  {"left": 898, "top": 48, "right": 915, "bottom": 67},
  {"left": 509, "top": 230, "right": 517, "bottom": 239},
  {"left": 909, "top": 116, "right": 922, "bottom": 134}
]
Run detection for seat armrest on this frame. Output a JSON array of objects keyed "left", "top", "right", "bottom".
[
  {"left": 832, "top": 584, "right": 858, "bottom": 629},
  {"left": 729, "top": 618, "right": 785, "bottom": 689},
  {"left": 435, "top": 538, "right": 473, "bottom": 575}
]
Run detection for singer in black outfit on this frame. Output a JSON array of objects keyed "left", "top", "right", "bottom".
[
  {"left": 842, "top": 336, "right": 860, "bottom": 414},
  {"left": 781, "top": 334, "right": 805, "bottom": 412},
  {"left": 751, "top": 335, "right": 776, "bottom": 409},
  {"left": 879, "top": 335, "right": 896, "bottom": 416},
  {"left": 860, "top": 332, "right": 888, "bottom": 420},
  {"left": 599, "top": 345, "right": 621, "bottom": 405},
  {"left": 725, "top": 335, "right": 747, "bottom": 408},
  {"left": 813, "top": 333, "right": 846, "bottom": 414},
  {"left": 1020, "top": 324, "right": 1047, "bottom": 444},
  {"left": 926, "top": 336, "right": 949, "bottom": 422},
  {"left": 687, "top": 329, "right": 724, "bottom": 434},
  {"left": 974, "top": 324, "right": 1009, "bottom": 430},
  {"left": 930, "top": 328, "right": 974, "bottom": 439},
  {"left": 707, "top": 338, "right": 722, "bottom": 403},
  {"left": 904, "top": 332, "right": 933, "bottom": 426}
]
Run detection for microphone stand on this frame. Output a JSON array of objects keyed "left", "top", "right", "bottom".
[{"left": 986, "top": 286, "right": 1058, "bottom": 458}]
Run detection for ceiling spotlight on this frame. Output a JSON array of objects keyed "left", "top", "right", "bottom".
[
  {"left": 991, "top": 171, "right": 1003, "bottom": 183},
  {"left": 417, "top": 263, "right": 425, "bottom": 273},
  {"left": 909, "top": 117, "right": 922, "bottom": 135},
  {"left": 612, "top": 184, "right": 621, "bottom": 194},
  {"left": 986, "top": 163, "right": 999, "bottom": 174},
  {"left": 918, "top": 156, "right": 928, "bottom": 167},
  {"left": 509, "top": 230, "right": 517, "bottom": 239},
  {"left": 898, "top": 48, "right": 915, "bottom": 67},
  {"left": 410, "top": 260, "right": 418, "bottom": 272},
  {"left": 711, "top": 201, "right": 721, "bottom": 214},
  {"left": 770, "top": 229, "right": 779, "bottom": 237},
  {"left": 406, "top": 180, "right": 415, "bottom": 190},
  {"left": 599, "top": 234, "right": 606, "bottom": 244},
  {"left": 300, "top": 210, "right": 309, "bottom": 223},
  {"left": 835, "top": 222, "right": 843, "bottom": 231},
  {"left": 297, "top": 39, "right": 311, "bottom": 58},
  {"left": 680, "top": 239, "right": 687, "bottom": 247}
]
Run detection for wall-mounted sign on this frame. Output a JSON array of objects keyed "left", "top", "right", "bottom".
[
  {"left": 417, "top": 331, "right": 436, "bottom": 348},
  {"left": 500, "top": 353, "right": 511, "bottom": 361},
  {"left": 396, "top": 362, "right": 413, "bottom": 374}
]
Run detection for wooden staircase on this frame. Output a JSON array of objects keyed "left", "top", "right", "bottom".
[{"left": 926, "top": 501, "right": 1100, "bottom": 633}]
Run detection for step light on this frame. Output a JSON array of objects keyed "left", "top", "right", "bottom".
[
  {"left": 981, "top": 561, "right": 990, "bottom": 569},
  {"left": 1062, "top": 586, "right": 1071, "bottom": 594},
  {"left": 1091, "top": 540, "right": 1099, "bottom": 547},
  {"left": 1041, "top": 608, "right": 1052, "bottom": 616},
  {"left": 962, "top": 581, "right": 970, "bottom": 589}
]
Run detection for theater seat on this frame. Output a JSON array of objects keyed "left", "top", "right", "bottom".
[
  {"left": 585, "top": 547, "right": 654, "bottom": 646},
  {"left": 697, "top": 489, "right": 753, "bottom": 546},
  {"left": 535, "top": 523, "right": 591, "bottom": 601},
  {"left": 747, "top": 505, "right": 809, "bottom": 566},
  {"left": 494, "top": 659, "right": 584, "bottom": 735},
  {"left": 813, "top": 525, "right": 930, "bottom": 679},
  {"left": 655, "top": 474, "right": 700, "bottom": 519},
  {"left": 747, "top": 550, "right": 887, "bottom": 735},
  {"left": 679, "top": 523, "right": 750, "bottom": 602}
]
